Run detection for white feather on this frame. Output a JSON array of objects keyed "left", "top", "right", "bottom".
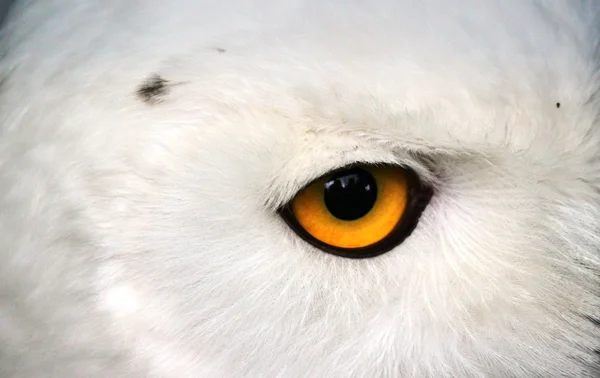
[{"left": 0, "top": 1, "right": 599, "bottom": 376}]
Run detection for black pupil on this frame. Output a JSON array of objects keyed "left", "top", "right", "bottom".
[{"left": 323, "top": 168, "right": 378, "bottom": 221}]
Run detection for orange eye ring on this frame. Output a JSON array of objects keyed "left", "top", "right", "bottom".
[{"left": 280, "top": 164, "right": 432, "bottom": 259}]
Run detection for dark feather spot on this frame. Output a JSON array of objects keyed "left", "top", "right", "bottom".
[
  {"left": 214, "top": 47, "right": 226, "bottom": 53},
  {"left": 556, "top": 102, "right": 561, "bottom": 108},
  {"left": 137, "top": 75, "right": 170, "bottom": 105},
  {"left": 584, "top": 316, "right": 600, "bottom": 358}
]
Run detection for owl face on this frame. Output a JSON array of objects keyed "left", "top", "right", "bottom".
[{"left": 0, "top": 1, "right": 599, "bottom": 377}]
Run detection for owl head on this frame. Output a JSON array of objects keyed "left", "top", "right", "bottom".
[{"left": 0, "top": 1, "right": 599, "bottom": 377}]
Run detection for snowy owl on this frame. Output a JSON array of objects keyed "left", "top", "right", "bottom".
[{"left": 0, "top": 0, "right": 599, "bottom": 377}]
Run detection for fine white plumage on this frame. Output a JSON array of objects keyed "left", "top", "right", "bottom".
[{"left": 0, "top": 1, "right": 599, "bottom": 377}]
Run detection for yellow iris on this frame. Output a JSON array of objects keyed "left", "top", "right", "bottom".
[{"left": 290, "top": 166, "right": 409, "bottom": 249}]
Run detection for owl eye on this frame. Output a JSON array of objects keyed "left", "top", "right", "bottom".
[{"left": 280, "top": 164, "right": 432, "bottom": 258}]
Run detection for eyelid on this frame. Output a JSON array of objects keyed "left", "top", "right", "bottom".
[{"left": 264, "top": 154, "right": 436, "bottom": 213}]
